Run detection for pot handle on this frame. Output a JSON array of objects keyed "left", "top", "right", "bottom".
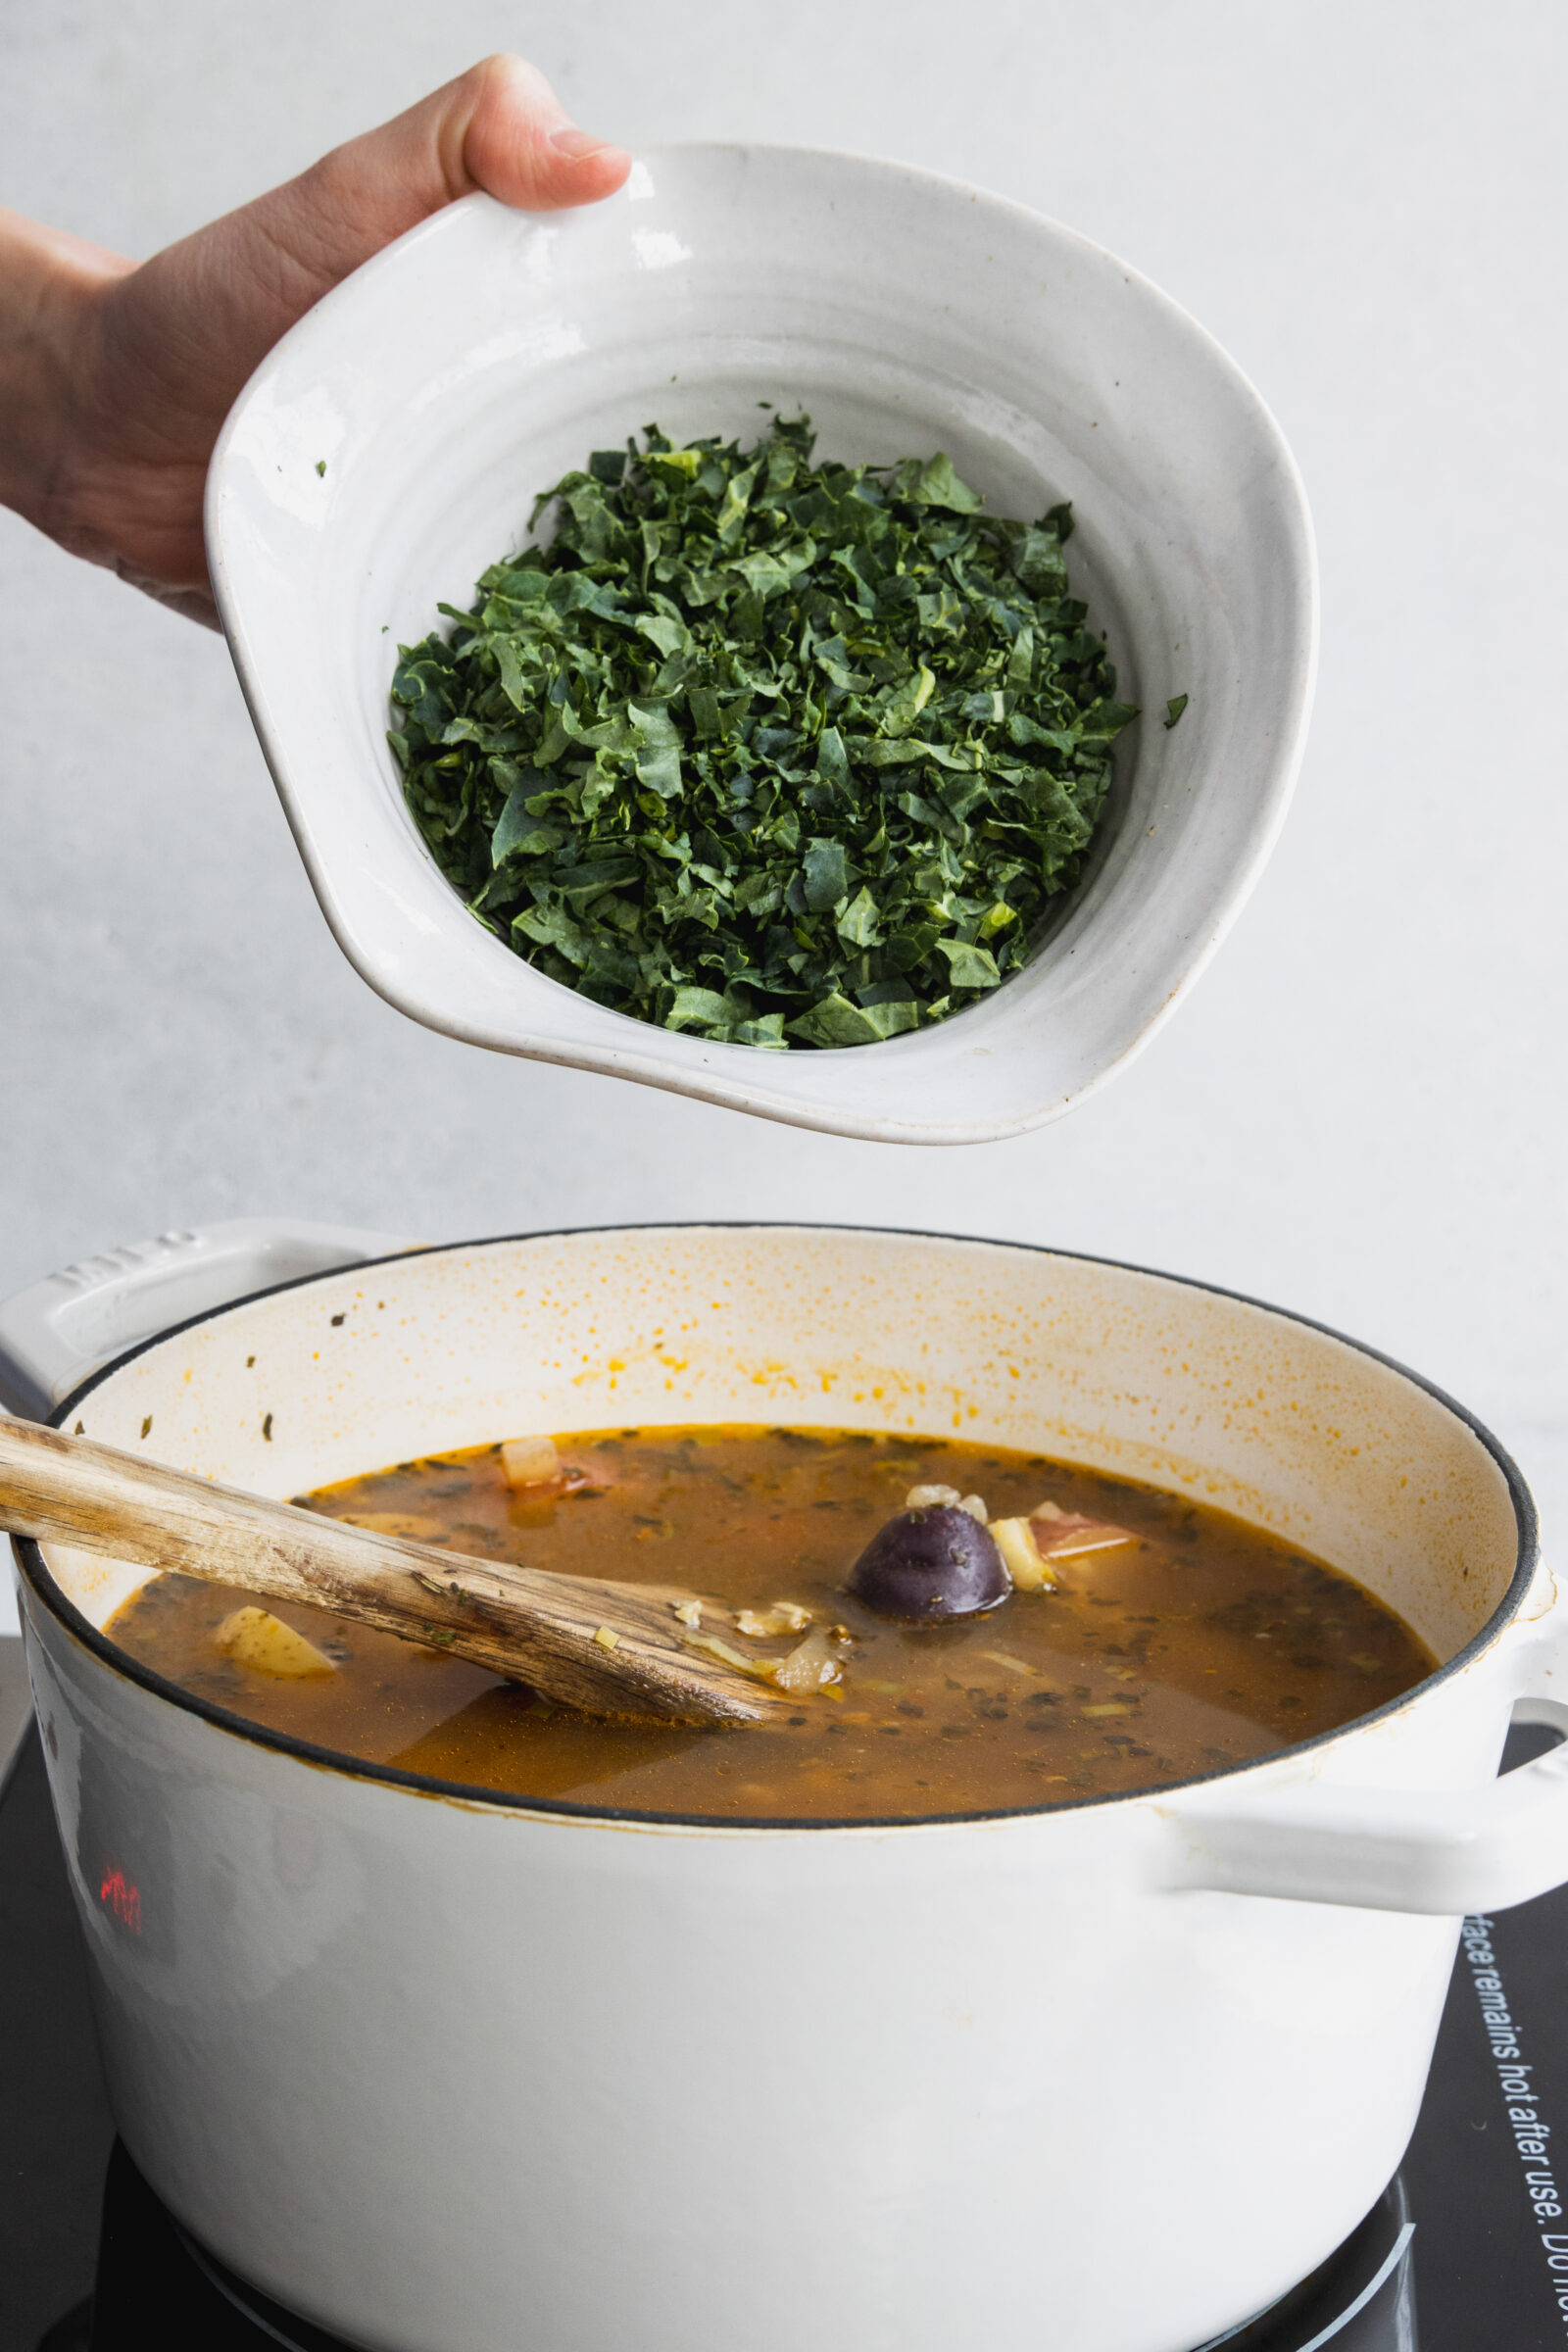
[
  {"left": 0, "top": 1218, "right": 420, "bottom": 1420},
  {"left": 1162, "top": 1620, "right": 1568, "bottom": 1915}
]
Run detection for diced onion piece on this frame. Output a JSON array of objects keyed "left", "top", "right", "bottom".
[
  {"left": 771, "top": 1626, "right": 843, "bottom": 1695},
  {"left": 669, "top": 1597, "right": 703, "bottom": 1628},
  {"left": 734, "top": 1599, "right": 812, "bottom": 1638},
  {"left": 683, "top": 1632, "right": 778, "bottom": 1682},
  {"left": 216, "top": 1606, "right": 336, "bottom": 1679},
  {"left": 989, "top": 1515, "right": 1058, "bottom": 1592},
  {"left": 906, "top": 1483, "right": 961, "bottom": 1510},
  {"left": 957, "top": 1494, "right": 989, "bottom": 1523},
  {"left": 981, "top": 1650, "right": 1042, "bottom": 1677},
  {"left": 1029, "top": 1504, "right": 1136, "bottom": 1558},
  {"left": 500, "top": 1435, "right": 560, "bottom": 1491},
  {"left": 592, "top": 1625, "right": 619, "bottom": 1651}
]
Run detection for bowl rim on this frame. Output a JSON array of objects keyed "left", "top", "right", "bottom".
[
  {"left": 17, "top": 1222, "right": 1535, "bottom": 1837},
  {"left": 205, "top": 142, "right": 1319, "bottom": 1147}
]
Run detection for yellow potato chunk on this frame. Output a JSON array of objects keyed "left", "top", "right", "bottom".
[
  {"left": 988, "top": 1516, "right": 1059, "bottom": 1592},
  {"left": 216, "top": 1606, "right": 336, "bottom": 1679},
  {"left": 501, "top": 1435, "right": 560, "bottom": 1491}
]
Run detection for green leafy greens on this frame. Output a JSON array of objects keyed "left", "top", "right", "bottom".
[{"left": 390, "top": 418, "right": 1137, "bottom": 1051}]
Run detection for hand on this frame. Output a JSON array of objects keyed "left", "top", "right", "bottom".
[{"left": 0, "top": 57, "right": 629, "bottom": 626}]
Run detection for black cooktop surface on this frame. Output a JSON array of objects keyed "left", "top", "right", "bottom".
[{"left": 5, "top": 1722, "right": 1565, "bottom": 2352}]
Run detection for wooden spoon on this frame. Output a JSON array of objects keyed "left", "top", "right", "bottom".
[{"left": 0, "top": 1414, "right": 790, "bottom": 1726}]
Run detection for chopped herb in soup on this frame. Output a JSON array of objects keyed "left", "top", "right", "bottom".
[{"left": 105, "top": 1426, "right": 1434, "bottom": 1821}]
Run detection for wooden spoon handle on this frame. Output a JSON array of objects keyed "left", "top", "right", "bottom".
[{"left": 0, "top": 1414, "right": 781, "bottom": 1726}]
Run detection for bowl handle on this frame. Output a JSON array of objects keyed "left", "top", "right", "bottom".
[
  {"left": 0, "top": 1218, "right": 420, "bottom": 1421},
  {"left": 1161, "top": 1610, "right": 1568, "bottom": 1914}
]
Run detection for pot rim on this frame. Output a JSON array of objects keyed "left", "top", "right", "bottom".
[{"left": 15, "top": 1222, "right": 1540, "bottom": 1835}]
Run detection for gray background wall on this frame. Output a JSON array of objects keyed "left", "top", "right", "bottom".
[{"left": 2, "top": 2, "right": 1563, "bottom": 1581}]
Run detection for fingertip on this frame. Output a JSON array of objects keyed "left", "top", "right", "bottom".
[
  {"left": 542, "top": 126, "right": 633, "bottom": 205},
  {"left": 548, "top": 125, "right": 621, "bottom": 165},
  {"left": 501, "top": 127, "right": 631, "bottom": 213},
  {"left": 462, "top": 55, "right": 631, "bottom": 213},
  {"left": 564, "top": 139, "right": 635, "bottom": 203}
]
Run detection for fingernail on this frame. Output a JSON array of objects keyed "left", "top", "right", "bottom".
[{"left": 551, "top": 124, "right": 618, "bottom": 161}]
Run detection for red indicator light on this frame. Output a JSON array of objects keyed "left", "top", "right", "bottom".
[{"left": 98, "top": 1866, "right": 142, "bottom": 1935}]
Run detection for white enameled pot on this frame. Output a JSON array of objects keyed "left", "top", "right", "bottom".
[{"left": 5, "top": 1222, "right": 1566, "bottom": 2352}]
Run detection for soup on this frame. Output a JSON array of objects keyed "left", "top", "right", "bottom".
[{"left": 105, "top": 1425, "right": 1434, "bottom": 1820}]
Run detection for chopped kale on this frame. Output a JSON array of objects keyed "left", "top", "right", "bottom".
[
  {"left": 390, "top": 418, "right": 1137, "bottom": 1050},
  {"left": 1163, "top": 693, "right": 1189, "bottom": 729}
]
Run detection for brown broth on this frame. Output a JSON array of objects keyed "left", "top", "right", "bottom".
[{"left": 104, "top": 1426, "right": 1436, "bottom": 1820}]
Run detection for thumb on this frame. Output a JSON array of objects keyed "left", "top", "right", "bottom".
[
  {"left": 301, "top": 52, "right": 632, "bottom": 250},
  {"left": 154, "top": 56, "right": 630, "bottom": 370},
  {"left": 455, "top": 55, "right": 633, "bottom": 214}
]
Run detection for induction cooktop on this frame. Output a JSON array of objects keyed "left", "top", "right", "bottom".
[{"left": 6, "top": 1720, "right": 1564, "bottom": 2352}]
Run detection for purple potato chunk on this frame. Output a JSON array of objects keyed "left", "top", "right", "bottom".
[{"left": 848, "top": 1505, "right": 1010, "bottom": 1621}]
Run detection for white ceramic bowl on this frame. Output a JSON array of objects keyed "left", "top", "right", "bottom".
[{"left": 207, "top": 146, "right": 1316, "bottom": 1145}]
